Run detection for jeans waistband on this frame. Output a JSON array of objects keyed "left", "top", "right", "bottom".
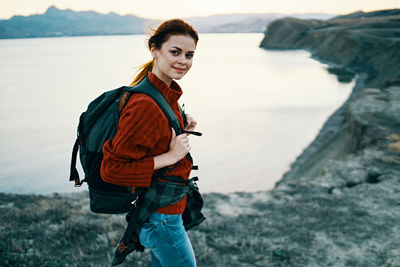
[{"left": 149, "top": 211, "right": 182, "bottom": 223}]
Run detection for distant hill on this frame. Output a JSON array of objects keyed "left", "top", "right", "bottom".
[
  {"left": 332, "top": 8, "right": 400, "bottom": 20},
  {"left": 0, "top": 6, "right": 145, "bottom": 39},
  {"left": 186, "top": 13, "right": 335, "bottom": 33},
  {"left": 0, "top": 5, "right": 335, "bottom": 39}
]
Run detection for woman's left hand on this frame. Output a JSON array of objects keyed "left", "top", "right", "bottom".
[{"left": 184, "top": 113, "right": 197, "bottom": 133}]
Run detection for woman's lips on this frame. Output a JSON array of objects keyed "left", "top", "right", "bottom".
[{"left": 173, "top": 67, "right": 186, "bottom": 73}]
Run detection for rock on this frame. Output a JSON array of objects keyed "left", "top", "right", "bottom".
[
  {"left": 347, "top": 86, "right": 400, "bottom": 152},
  {"left": 326, "top": 66, "right": 355, "bottom": 83}
]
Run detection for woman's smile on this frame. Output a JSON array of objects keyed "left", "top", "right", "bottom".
[{"left": 173, "top": 66, "right": 186, "bottom": 73}]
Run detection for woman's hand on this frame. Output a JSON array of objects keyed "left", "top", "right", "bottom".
[
  {"left": 184, "top": 113, "right": 197, "bottom": 132},
  {"left": 153, "top": 128, "right": 191, "bottom": 170},
  {"left": 168, "top": 128, "right": 191, "bottom": 161}
]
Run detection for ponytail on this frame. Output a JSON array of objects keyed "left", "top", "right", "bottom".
[{"left": 130, "top": 59, "right": 154, "bottom": 87}]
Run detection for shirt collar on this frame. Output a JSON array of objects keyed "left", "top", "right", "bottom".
[{"left": 147, "top": 72, "right": 182, "bottom": 105}]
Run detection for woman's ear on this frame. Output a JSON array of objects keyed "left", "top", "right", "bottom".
[{"left": 150, "top": 45, "right": 157, "bottom": 59}]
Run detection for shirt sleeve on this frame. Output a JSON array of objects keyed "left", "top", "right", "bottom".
[{"left": 100, "top": 94, "right": 166, "bottom": 187}]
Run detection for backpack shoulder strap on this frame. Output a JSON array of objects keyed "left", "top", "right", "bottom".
[{"left": 125, "top": 77, "right": 182, "bottom": 135}]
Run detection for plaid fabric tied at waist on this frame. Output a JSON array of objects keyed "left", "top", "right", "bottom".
[{"left": 112, "top": 176, "right": 206, "bottom": 266}]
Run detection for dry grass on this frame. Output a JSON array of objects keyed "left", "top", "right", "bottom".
[{"left": 2, "top": 170, "right": 400, "bottom": 267}]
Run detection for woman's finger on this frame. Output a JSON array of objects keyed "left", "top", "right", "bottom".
[
  {"left": 185, "top": 114, "right": 197, "bottom": 132},
  {"left": 177, "top": 133, "right": 189, "bottom": 140},
  {"left": 171, "top": 128, "right": 176, "bottom": 140},
  {"left": 186, "top": 113, "right": 192, "bottom": 124}
]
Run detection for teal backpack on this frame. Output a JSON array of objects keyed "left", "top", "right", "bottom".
[{"left": 69, "top": 77, "right": 194, "bottom": 214}]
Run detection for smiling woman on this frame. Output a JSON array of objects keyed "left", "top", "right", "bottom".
[
  {"left": 150, "top": 35, "right": 196, "bottom": 86},
  {"left": 99, "top": 19, "right": 203, "bottom": 266}
]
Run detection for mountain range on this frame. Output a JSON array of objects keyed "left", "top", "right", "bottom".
[{"left": 0, "top": 5, "right": 334, "bottom": 39}]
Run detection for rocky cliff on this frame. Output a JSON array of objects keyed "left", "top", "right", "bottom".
[
  {"left": 260, "top": 8, "right": 400, "bottom": 186},
  {"left": 1, "top": 9, "right": 400, "bottom": 267},
  {"left": 260, "top": 9, "right": 400, "bottom": 88},
  {"left": 257, "top": 8, "right": 400, "bottom": 265}
]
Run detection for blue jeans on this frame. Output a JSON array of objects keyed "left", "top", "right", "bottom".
[{"left": 139, "top": 211, "right": 196, "bottom": 267}]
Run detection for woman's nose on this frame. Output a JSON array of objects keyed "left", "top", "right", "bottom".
[{"left": 177, "top": 55, "right": 188, "bottom": 64}]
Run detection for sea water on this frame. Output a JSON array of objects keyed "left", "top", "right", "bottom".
[{"left": 0, "top": 33, "right": 353, "bottom": 194}]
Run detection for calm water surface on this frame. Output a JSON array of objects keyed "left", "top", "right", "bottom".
[{"left": 0, "top": 33, "right": 353, "bottom": 194}]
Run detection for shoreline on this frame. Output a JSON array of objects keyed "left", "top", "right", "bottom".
[{"left": 276, "top": 69, "right": 370, "bottom": 186}]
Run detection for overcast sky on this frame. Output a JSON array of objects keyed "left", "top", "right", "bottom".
[{"left": 1, "top": 0, "right": 399, "bottom": 19}]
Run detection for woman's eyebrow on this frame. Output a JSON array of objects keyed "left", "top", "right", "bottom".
[{"left": 172, "top": 46, "right": 195, "bottom": 53}]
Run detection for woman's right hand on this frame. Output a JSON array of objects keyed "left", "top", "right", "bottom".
[
  {"left": 153, "top": 128, "right": 191, "bottom": 170},
  {"left": 168, "top": 128, "right": 191, "bottom": 162}
]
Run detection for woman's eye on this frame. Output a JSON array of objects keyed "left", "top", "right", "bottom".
[
  {"left": 186, "top": 54, "right": 194, "bottom": 59},
  {"left": 171, "top": 50, "right": 179, "bottom": 56}
]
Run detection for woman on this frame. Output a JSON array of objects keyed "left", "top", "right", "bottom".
[{"left": 101, "top": 19, "right": 200, "bottom": 266}]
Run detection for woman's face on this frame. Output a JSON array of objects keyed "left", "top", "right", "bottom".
[{"left": 151, "top": 34, "right": 196, "bottom": 85}]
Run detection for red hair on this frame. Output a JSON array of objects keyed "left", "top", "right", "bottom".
[{"left": 130, "top": 19, "right": 199, "bottom": 86}]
